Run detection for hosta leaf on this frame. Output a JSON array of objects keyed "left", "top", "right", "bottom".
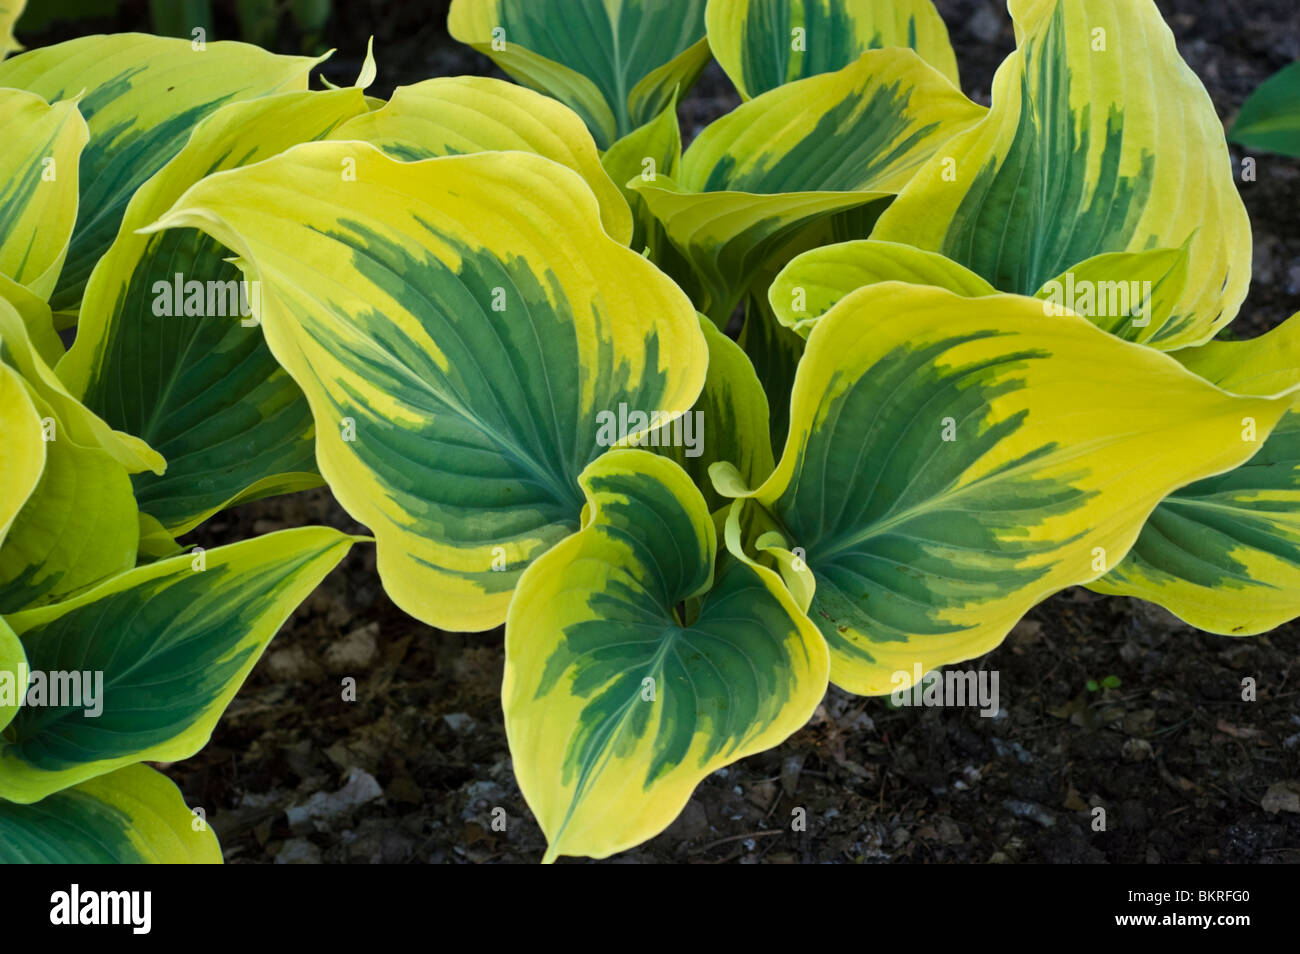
[
  {"left": 0, "top": 378, "right": 139, "bottom": 614},
  {"left": 447, "top": 0, "right": 709, "bottom": 149},
  {"left": 505, "top": 450, "right": 828, "bottom": 862},
  {"left": 327, "top": 75, "right": 632, "bottom": 245},
  {"left": 1230, "top": 61, "right": 1300, "bottom": 158},
  {"left": 0, "top": 88, "right": 87, "bottom": 300},
  {"left": 0, "top": 33, "right": 324, "bottom": 312},
  {"left": 0, "top": 527, "right": 357, "bottom": 802},
  {"left": 0, "top": 616, "right": 23, "bottom": 731},
  {"left": 674, "top": 49, "right": 980, "bottom": 196},
  {"left": 601, "top": 95, "right": 684, "bottom": 259},
  {"left": 0, "top": 764, "right": 220, "bottom": 863},
  {"left": 739, "top": 289, "right": 805, "bottom": 454},
  {"left": 632, "top": 177, "right": 879, "bottom": 323},
  {"left": 872, "top": 0, "right": 1251, "bottom": 351},
  {"left": 144, "top": 145, "right": 707, "bottom": 632},
  {"left": 720, "top": 283, "right": 1290, "bottom": 695},
  {"left": 1092, "top": 313, "right": 1300, "bottom": 633},
  {"left": 705, "top": 0, "right": 959, "bottom": 98},
  {"left": 0, "top": 272, "right": 62, "bottom": 366},
  {"left": 0, "top": 300, "right": 153, "bottom": 613},
  {"left": 655, "top": 316, "right": 774, "bottom": 514},
  {"left": 0, "top": 361, "right": 44, "bottom": 550},
  {"left": 769, "top": 239, "right": 996, "bottom": 336},
  {"left": 0, "top": 297, "right": 163, "bottom": 475},
  {"left": 1033, "top": 245, "right": 1192, "bottom": 345},
  {"left": 0, "top": 0, "right": 22, "bottom": 58},
  {"left": 137, "top": 512, "right": 183, "bottom": 561},
  {"left": 58, "top": 89, "right": 370, "bottom": 535},
  {"left": 632, "top": 49, "right": 984, "bottom": 321}
]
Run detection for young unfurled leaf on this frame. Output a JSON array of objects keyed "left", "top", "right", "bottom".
[
  {"left": 773, "top": 240, "right": 1196, "bottom": 349},
  {"left": 873, "top": 0, "right": 1250, "bottom": 351},
  {"left": 601, "top": 95, "right": 685, "bottom": 262},
  {"left": 769, "top": 239, "right": 996, "bottom": 336},
  {"left": 144, "top": 145, "right": 707, "bottom": 633},
  {"left": 1034, "top": 244, "right": 1192, "bottom": 345},
  {"left": 633, "top": 49, "right": 984, "bottom": 322},
  {"left": 705, "top": 0, "right": 959, "bottom": 99},
  {"left": 327, "top": 75, "right": 632, "bottom": 244},
  {"left": 719, "top": 283, "right": 1290, "bottom": 695},
  {"left": 58, "top": 89, "right": 370, "bottom": 535},
  {"left": 0, "top": 764, "right": 220, "bottom": 863},
  {"left": 0, "top": 34, "right": 326, "bottom": 312},
  {"left": 448, "top": 0, "right": 709, "bottom": 149},
  {"left": 1093, "top": 313, "right": 1300, "bottom": 633},
  {"left": 505, "top": 450, "right": 828, "bottom": 862},
  {"left": 739, "top": 288, "right": 806, "bottom": 455},
  {"left": 0, "top": 88, "right": 87, "bottom": 300},
  {"left": 654, "top": 317, "right": 774, "bottom": 515},
  {"left": 0, "top": 527, "right": 358, "bottom": 802}
]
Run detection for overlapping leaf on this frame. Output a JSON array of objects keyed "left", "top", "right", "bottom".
[
  {"left": 705, "top": 0, "right": 959, "bottom": 98},
  {"left": 0, "top": 615, "right": 23, "bottom": 732},
  {"left": 716, "top": 283, "right": 1290, "bottom": 695},
  {"left": 1, "top": 272, "right": 62, "bottom": 365},
  {"left": 505, "top": 450, "right": 827, "bottom": 861},
  {"left": 601, "top": 96, "right": 685, "bottom": 262},
  {"left": 0, "top": 33, "right": 325, "bottom": 311},
  {"left": 327, "top": 75, "right": 632, "bottom": 244},
  {"left": 769, "top": 239, "right": 996, "bottom": 336},
  {"left": 1092, "top": 314, "right": 1300, "bottom": 633},
  {"left": 872, "top": 0, "right": 1251, "bottom": 350},
  {"left": 0, "top": 361, "right": 44, "bottom": 551},
  {"left": 0, "top": 764, "right": 220, "bottom": 863},
  {"left": 0, "top": 527, "right": 357, "bottom": 802},
  {"left": 652, "top": 317, "right": 774, "bottom": 514},
  {"left": 144, "top": 144, "right": 707, "bottom": 632},
  {"left": 738, "top": 289, "right": 805, "bottom": 456},
  {"left": 0, "top": 87, "right": 87, "bottom": 300},
  {"left": 58, "top": 89, "right": 370, "bottom": 535},
  {"left": 631, "top": 49, "right": 984, "bottom": 322},
  {"left": 0, "top": 299, "right": 162, "bottom": 612},
  {"left": 0, "top": 298, "right": 162, "bottom": 475},
  {"left": 448, "top": 0, "right": 709, "bottom": 149}
]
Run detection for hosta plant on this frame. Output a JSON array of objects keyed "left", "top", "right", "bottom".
[
  {"left": 1, "top": 0, "right": 1297, "bottom": 863},
  {"left": 0, "top": 18, "right": 363, "bottom": 861}
]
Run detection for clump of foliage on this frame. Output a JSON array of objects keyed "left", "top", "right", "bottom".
[{"left": 0, "top": 0, "right": 1296, "bottom": 863}]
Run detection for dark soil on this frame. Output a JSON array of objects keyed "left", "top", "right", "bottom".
[{"left": 36, "top": 0, "right": 1300, "bottom": 863}]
